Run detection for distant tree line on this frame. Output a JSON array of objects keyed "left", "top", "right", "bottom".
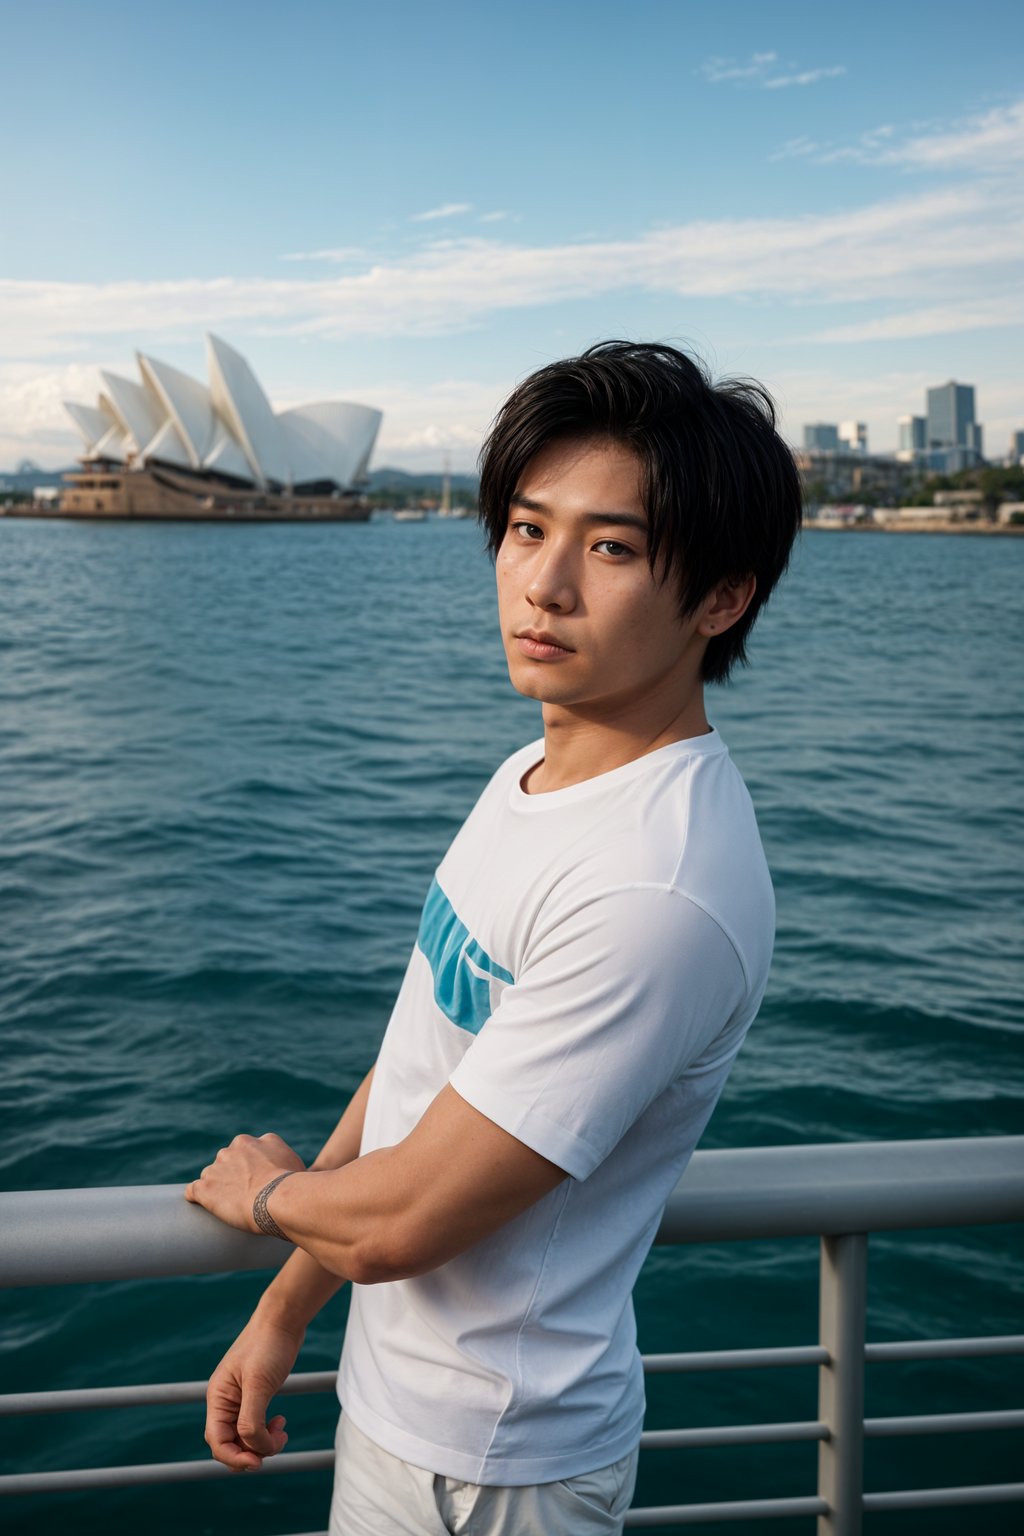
[{"left": 898, "top": 464, "right": 1024, "bottom": 511}]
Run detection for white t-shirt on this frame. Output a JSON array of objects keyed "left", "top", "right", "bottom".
[{"left": 338, "top": 729, "right": 774, "bottom": 1485}]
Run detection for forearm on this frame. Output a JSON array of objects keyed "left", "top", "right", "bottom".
[
  {"left": 253, "top": 1065, "right": 377, "bottom": 1327},
  {"left": 189, "top": 1081, "right": 565, "bottom": 1290},
  {"left": 254, "top": 1245, "right": 347, "bottom": 1332},
  {"left": 259, "top": 1145, "right": 409, "bottom": 1283},
  {"left": 259, "top": 1086, "right": 566, "bottom": 1284}
]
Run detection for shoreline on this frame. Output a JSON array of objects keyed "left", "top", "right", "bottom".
[{"left": 804, "top": 519, "right": 1023, "bottom": 537}]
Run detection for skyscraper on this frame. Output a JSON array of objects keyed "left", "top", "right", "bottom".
[
  {"left": 839, "top": 421, "right": 867, "bottom": 454},
  {"left": 926, "top": 382, "right": 977, "bottom": 453}
]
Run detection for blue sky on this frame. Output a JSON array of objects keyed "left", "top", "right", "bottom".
[{"left": 1, "top": 0, "right": 1021, "bottom": 470}]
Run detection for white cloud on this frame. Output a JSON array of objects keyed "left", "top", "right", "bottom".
[
  {"left": 280, "top": 246, "right": 369, "bottom": 262},
  {"left": 701, "top": 51, "right": 777, "bottom": 83},
  {"left": 0, "top": 359, "right": 109, "bottom": 467},
  {"left": 809, "top": 295, "right": 1024, "bottom": 344},
  {"left": 763, "top": 65, "right": 846, "bottom": 90},
  {"left": 773, "top": 99, "right": 1024, "bottom": 171},
  {"left": 358, "top": 376, "right": 504, "bottom": 471},
  {"left": 1, "top": 181, "right": 1019, "bottom": 360},
  {"left": 479, "top": 211, "right": 510, "bottom": 224},
  {"left": 410, "top": 202, "right": 472, "bottom": 222},
  {"left": 701, "top": 51, "right": 845, "bottom": 89},
  {"left": 889, "top": 100, "right": 1024, "bottom": 169}
]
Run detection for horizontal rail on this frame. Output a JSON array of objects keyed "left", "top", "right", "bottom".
[
  {"left": 624, "top": 1495, "right": 829, "bottom": 1525},
  {"left": 862, "top": 1481, "right": 1024, "bottom": 1512},
  {"left": 5, "top": 1332, "right": 1021, "bottom": 1416},
  {"left": 0, "top": 1370, "right": 338, "bottom": 1417},
  {"left": 864, "top": 1408, "right": 1024, "bottom": 1437},
  {"left": 3, "top": 1136, "right": 1022, "bottom": 1287},
  {"left": 864, "top": 1333, "right": 1024, "bottom": 1361},
  {"left": 0, "top": 1450, "right": 334, "bottom": 1495},
  {"left": 640, "top": 1420, "right": 827, "bottom": 1449},
  {"left": 642, "top": 1345, "right": 828, "bottom": 1372}
]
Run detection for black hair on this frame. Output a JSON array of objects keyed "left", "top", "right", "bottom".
[{"left": 478, "top": 340, "right": 802, "bottom": 683}]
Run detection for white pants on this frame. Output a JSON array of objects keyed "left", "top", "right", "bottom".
[{"left": 329, "top": 1413, "right": 639, "bottom": 1536}]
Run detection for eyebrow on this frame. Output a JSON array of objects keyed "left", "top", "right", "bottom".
[{"left": 509, "top": 492, "right": 648, "bottom": 534}]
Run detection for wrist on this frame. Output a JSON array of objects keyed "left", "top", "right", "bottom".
[
  {"left": 252, "top": 1171, "right": 296, "bottom": 1238},
  {"left": 253, "top": 1285, "right": 310, "bottom": 1336}
]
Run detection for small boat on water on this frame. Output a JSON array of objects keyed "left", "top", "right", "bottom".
[
  {"left": 436, "top": 453, "right": 475, "bottom": 518},
  {"left": 394, "top": 509, "right": 428, "bottom": 522}
]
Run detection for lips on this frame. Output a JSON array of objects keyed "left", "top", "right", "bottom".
[{"left": 515, "top": 630, "right": 574, "bottom": 660}]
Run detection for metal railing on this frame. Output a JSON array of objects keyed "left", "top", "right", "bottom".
[{"left": 2, "top": 1136, "right": 1022, "bottom": 1533}]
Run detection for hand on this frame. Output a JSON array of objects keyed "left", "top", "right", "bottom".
[
  {"left": 205, "top": 1307, "right": 304, "bottom": 1470},
  {"left": 185, "top": 1133, "right": 306, "bottom": 1233}
]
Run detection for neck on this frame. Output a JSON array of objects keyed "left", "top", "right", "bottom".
[{"left": 528, "top": 685, "right": 710, "bottom": 794}]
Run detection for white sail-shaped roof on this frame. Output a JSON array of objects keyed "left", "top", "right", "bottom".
[
  {"left": 206, "top": 334, "right": 290, "bottom": 488},
  {"left": 204, "top": 417, "right": 255, "bottom": 482},
  {"left": 100, "top": 371, "right": 165, "bottom": 456},
  {"left": 138, "top": 354, "right": 215, "bottom": 469},
  {"left": 91, "top": 421, "right": 130, "bottom": 463},
  {"left": 279, "top": 402, "right": 382, "bottom": 489},
  {"left": 63, "top": 335, "right": 381, "bottom": 493},
  {"left": 142, "top": 416, "right": 192, "bottom": 470},
  {"left": 64, "top": 400, "right": 112, "bottom": 454}
]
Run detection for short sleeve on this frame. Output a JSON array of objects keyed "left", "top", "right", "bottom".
[{"left": 448, "top": 885, "right": 748, "bottom": 1180}]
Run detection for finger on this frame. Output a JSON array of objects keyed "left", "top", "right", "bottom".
[
  {"left": 205, "top": 1409, "right": 264, "bottom": 1471},
  {"left": 206, "top": 1371, "right": 270, "bottom": 1471},
  {"left": 236, "top": 1385, "right": 283, "bottom": 1458}
]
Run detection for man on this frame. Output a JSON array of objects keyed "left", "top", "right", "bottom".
[{"left": 186, "top": 340, "right": 802, "bottom": 1535}]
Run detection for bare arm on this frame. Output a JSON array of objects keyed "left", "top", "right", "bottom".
[
  {"left": 198, "top": 1064, "right": 375, "bottom": 1471},
  {"left": 188, "top": 1080, "right": 567, "bottom": 1285}
]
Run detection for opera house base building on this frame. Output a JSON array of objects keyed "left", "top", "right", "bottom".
[
  {"left": 56, "top": 465, "right": 374, "bottom": 522},
  {"left": 50, "top": 335, "right": 382, "bottom": 523}
]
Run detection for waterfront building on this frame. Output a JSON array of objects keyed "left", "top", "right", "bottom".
[
  {"left": 803, "top": 422, "right": 839, "bottom": 451},
  {"left": 795, "top": 449, "right": 915, "bottom": 504},
  {"left": 58, "top": 335, "right": 382, "bottom": 521}
]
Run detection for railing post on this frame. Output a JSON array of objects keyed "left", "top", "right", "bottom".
[{"left": 817, "top": 1233, "right": 867, "bottom": 1536}]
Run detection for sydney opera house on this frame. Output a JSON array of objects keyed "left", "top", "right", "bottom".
[{"left": 59, "top": 334, "right": 382, "bottom": 520}]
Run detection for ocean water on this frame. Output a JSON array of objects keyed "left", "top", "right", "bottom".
[{"left": 1, "top": 515, "right": 1021, "bottom": 1535}]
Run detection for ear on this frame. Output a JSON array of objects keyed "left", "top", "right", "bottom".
[{"left": 697, "top": 574, "right": 756, "bottom": 639}]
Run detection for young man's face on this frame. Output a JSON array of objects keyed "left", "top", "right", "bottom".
[{"left": 496, "top": 436, "right": 709, "bottom": 726}]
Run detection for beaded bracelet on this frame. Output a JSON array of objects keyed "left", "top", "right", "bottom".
[{"left": 252, "top": 1171, "right": 295, "bottom": 1239}]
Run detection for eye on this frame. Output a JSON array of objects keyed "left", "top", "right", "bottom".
[
  {"left": 510, "top": 520, "right": 544, "bottom": 541},
  {"left": 594, "top": 539, "right": 632, "bottom": 557}
]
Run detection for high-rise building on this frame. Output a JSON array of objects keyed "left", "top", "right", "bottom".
[
  {"left": 804, "top": 423, "right": 839, "bottom": 452},
  {"left": 897, "top": 415, "right": 927, "bottom": 454},
  {"left": 839, "top": 421, "right": 867, "bottom": 454},
  {"left": 1010, "top": 429, "right": 1024, "bottom": 463},
  {"left": 926, "top": 381, "right": 977, "bottom": 452}
]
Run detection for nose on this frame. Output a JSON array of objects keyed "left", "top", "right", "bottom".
[{"left": 526, "top": 542, "right": 578, "bottom": 614}]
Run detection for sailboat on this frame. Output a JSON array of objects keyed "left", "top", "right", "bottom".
[{"left": 437, "top": 453, "right": 473, "bottom": 519}]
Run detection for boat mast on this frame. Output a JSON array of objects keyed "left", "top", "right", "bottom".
[{"left": 440, "top": 452, "right": 451, "bottom": 517}]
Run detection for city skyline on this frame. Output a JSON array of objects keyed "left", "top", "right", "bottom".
[{"left": 1, "top": 0, "right": 1022, "bottom": 471}]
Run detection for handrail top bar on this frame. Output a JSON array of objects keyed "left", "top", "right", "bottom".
[
  {"left": 657, "top": 1134, "right": 1023, "bottom": 1245},
  {"left": 1, "top": 1136, "right": 1022, "bottom": 1288}
]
